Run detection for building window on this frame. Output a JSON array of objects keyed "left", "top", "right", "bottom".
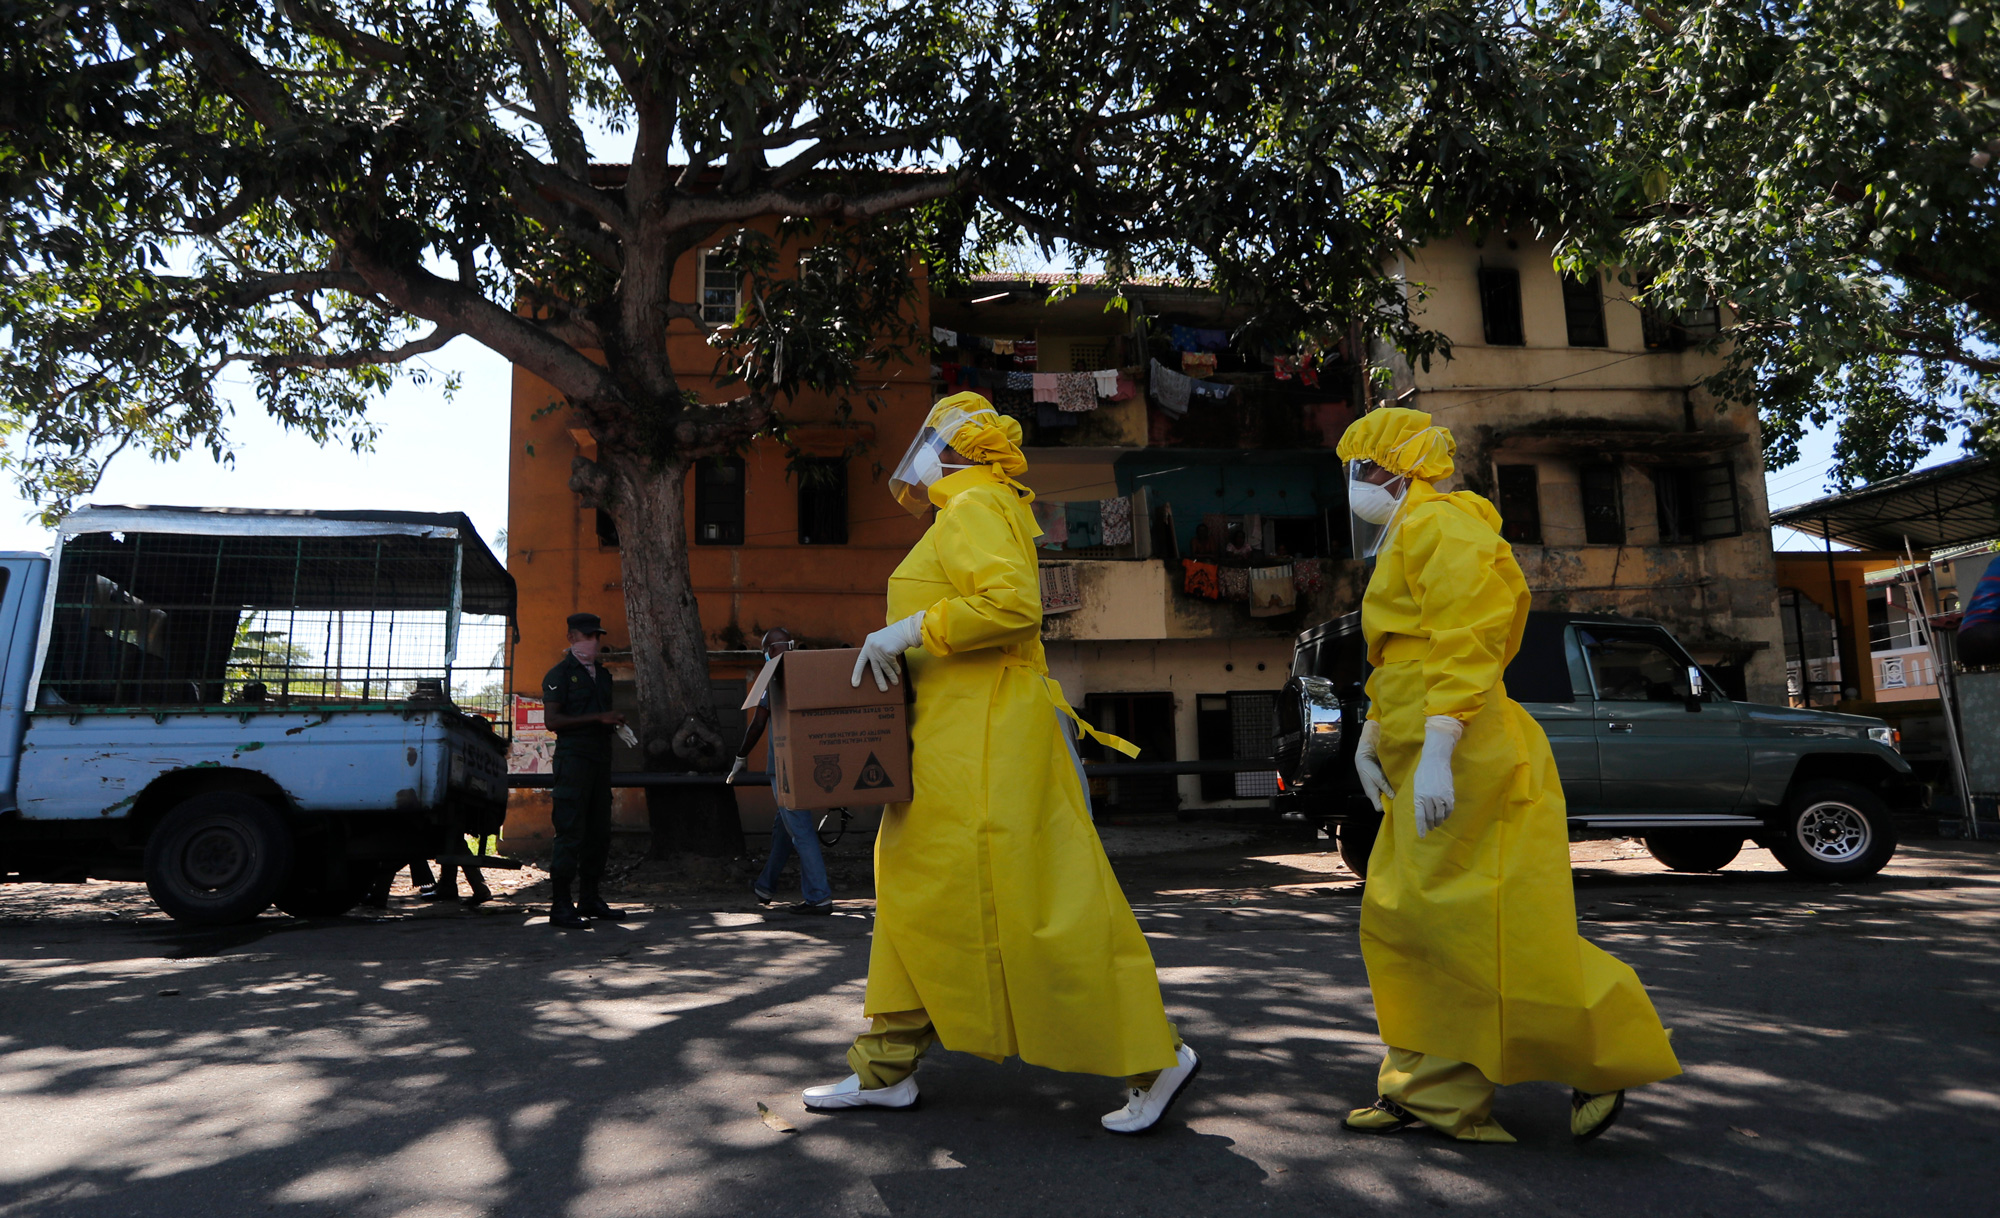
[
  {"left": 1477, "top": 267, "right": 1525, "bottom": 346},
  {"left": 1496, "top": 464, "right": 1543, "bottom": 544},
  {"left": 795, "top": 458, "right": 848, "bottom": 546},
  {"left": 1580, "top": 463, "right": 1624, "bottom": 545},
  {"left": 1196, "top": 691, "right": 1281, "bottom": 800},
  {"left": 594, "top": 509, "right": 620, "bottom": 549},
  {"left": 1561, "top": 272, "right": 1607, "bottom": 347},
  {"left": 1654, "top": 461, "right": 1740, "bottom": 543},
  {"left": 701, "top": 252, "right": 738, "bottom": 325},
  {"left": 695, "top": 456, "right": 745, "bottom": 545},
  {"left": 1069, "top": 342, "right": 1107, "bottom": 371}
]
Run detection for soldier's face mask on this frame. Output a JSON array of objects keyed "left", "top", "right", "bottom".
[{"left": 571, "top": 635, "right": 601, "bottom": 663}]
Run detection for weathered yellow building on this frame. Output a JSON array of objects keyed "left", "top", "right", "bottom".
[{"left": 1379, "top": 232, "right": 1784, "bottom": 703}]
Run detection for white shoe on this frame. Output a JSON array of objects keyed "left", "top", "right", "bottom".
[
  {"left": 1101, "top": 1044, "right": 1201, "bottom": 1134},
  {"left": 802, "top": 1073, "right": 920, "bottom": 1112}
]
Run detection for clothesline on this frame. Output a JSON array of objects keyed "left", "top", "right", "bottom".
[{"left": 931, "top": 326, "right": 1037, "bottom": 361}]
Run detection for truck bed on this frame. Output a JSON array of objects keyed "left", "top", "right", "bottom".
[{"left": 13, "top": 707, "right": 494, "bottom": 820}]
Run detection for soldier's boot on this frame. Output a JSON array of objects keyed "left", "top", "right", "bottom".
[
  {"left": 548, "top": 878, "right": 590, "bottom": 929},
  {"left": 578, "top": 879, "right": 622, "bottom": 921}
]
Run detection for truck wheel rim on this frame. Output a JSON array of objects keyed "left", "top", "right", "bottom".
[
  {"left": 1797, "top": 801, "right": 1870, "bottom": 864},
  {"left": 182, "top": 823, "right": 251, "bottom": 891}
]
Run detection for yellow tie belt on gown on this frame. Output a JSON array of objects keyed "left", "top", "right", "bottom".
[
  {"left": 998, "top": 654, "right": 1141, "bottom": 758},
  {"left": 1379, "top": 634, "right": 1429, "bottom": 664}
]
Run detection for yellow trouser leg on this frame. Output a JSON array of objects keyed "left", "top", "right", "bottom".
[
  {"left": 848, "top": 1010, "right": 940, "bottom": 1090},
  {"left": 1127, "top": 1023, "right": 1183, "bottom": 1090},
  {"left": 1378, "top": 1047, "right": 1515, "bottom": 1143}
]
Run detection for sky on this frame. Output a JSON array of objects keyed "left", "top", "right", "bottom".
[{"left": 0, "top": 343, "right": 515, "bottom": 556}]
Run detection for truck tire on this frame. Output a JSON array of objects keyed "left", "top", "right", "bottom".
[
  {"left": 143, "top": 792, "right": 295, "bottom": 926},
  {"left": 1642, "top": 830, "right": 1744, "bottom": 873},
  {"left": 1768, "top": 780, "right": 1898, "bottom": 881},
  {"left": 1338, "top": 815, "right": 1379, "bottom": 880}
]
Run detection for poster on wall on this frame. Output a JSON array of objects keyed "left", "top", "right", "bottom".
[{"left": 510, "top": 695, "right": 555, "bottom": 774}]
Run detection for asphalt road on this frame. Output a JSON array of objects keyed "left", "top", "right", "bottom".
[{"left": 1, "top": 837, "right": 1997, "bottom": 1217}]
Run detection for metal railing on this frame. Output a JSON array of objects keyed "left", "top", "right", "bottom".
[{"left": 506, "top": 758, "right": 1275, "bottom": 789}]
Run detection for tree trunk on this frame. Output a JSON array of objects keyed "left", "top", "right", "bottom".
[{"left": 590, "top": 451, "right": 741, "bottom": 858}]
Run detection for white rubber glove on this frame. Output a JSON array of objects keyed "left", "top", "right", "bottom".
[
  {"left": 851, "top": 613, "right": 924, "bottom": 691},
  {"left": 726, "top": 756, "right": 748, "bottom": 785},
  {"left": 1354, "top": 719, "right": 1396, "bottom": 810},
  {"left": 1412, "top": 715, "right": 1464, "bottom": 837}
]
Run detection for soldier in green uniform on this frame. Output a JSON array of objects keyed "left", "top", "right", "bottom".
[{"left": 540, "top": 613, "right": 626, "bottom": 928}]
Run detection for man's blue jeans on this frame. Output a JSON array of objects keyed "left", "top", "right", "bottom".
[{"left": 756, "top": 805, "right": 832, "bottom": 905}]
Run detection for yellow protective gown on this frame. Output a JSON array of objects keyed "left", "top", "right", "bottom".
[
  {"left": 1359, "top": 478, "right": 1681, "bottom": 1095},
  {"left": 864, "top": 463, "right": 1179, "bottom": 1079}
]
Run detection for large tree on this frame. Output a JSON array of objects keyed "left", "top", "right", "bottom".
[
  {"left": 1538, "top": 1, "right": 2000, "bottom": 487},
  {"left": 1, "top": 0, "right": 1555, "bottom": 852}
]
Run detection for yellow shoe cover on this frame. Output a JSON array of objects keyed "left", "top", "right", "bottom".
[
  {"left": 1571, "top": 1089, "right": 1626, "bottom": 1141},
  {"left": 1343, "top": 1098, "right": 1424, "bottom": 1133},
  {"left": 1344, "top": 1097, "right": 1515, "bottom": 1142}
]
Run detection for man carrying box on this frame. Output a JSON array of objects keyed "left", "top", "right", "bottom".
[{"left": 729, "top": 628, "right": 834, "bottom": 916}]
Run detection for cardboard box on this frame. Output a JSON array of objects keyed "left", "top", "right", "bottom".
[{"left": 742, "top": 648, "right": 911, "bottom": 810}]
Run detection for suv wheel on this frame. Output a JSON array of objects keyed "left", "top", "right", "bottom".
[
  {"left": 144, "top": 792, "right": 294, "bottom": 925},
  {"left": 1642, "top": 830, "right": 1744, "bottom": 874},
  {"left": 1338, "top": 815, "right": 1379, "bottom": 880},
  {"left": 1769, "top": 780, "right": 1898, "bottom": 880}
]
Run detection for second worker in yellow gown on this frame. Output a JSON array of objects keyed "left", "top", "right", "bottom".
[
  {"left": 801, "top": 392, "right": 1201, "bottom": 1134},
  {"left": 1336, "top": 407, "right": 1681, "bottom": 1144}
]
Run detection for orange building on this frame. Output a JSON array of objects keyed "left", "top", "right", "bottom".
[{"left": 506, "top": 224, "right": 1779, "bottom": 836}]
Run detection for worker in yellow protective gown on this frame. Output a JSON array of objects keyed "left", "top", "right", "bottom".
[
  {"left": 801, "top": 392, "right": 1200, "bottom": 1134},
  {"left": 1335, "top": 407, "right": 1680, "bottom": 1144}
]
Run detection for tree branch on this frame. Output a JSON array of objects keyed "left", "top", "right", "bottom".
[{"left": 245, "top": 325, "right": 460, "bottom": 372}]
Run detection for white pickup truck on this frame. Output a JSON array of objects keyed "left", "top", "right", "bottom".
[{"left": 0, "top": 506, "right": 513, "bottom": 924}]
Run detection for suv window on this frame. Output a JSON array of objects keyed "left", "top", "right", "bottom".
[{"left": 1581, "top": 628, "right": 1693, "bottom": 703}]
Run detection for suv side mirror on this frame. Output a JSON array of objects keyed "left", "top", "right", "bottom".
[{"left": 1684, "top": 664, "right": 1706, "bottom": 711}]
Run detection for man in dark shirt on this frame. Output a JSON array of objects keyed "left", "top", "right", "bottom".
[{"left": 541, "top": 612, "right": 626, "bottom": 929}]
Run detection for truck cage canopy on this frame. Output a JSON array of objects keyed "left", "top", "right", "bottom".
[{"left": 38, "top": 506, "right": 515, "bottom": 716}]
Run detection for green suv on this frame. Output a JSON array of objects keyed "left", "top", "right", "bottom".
[{"left": 1272, "top": 611, "right": 1925, "bottom": 881}]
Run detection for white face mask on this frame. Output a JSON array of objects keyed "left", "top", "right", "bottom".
[
  {"left": 571, "top": 637, "right": 601, "bottom": 664},
  {"left": 1349, "top": 479, "right": 1403, "bottom": 524},
  {"left": 907, "top": 446, "right": 975, "bottom": 490}
]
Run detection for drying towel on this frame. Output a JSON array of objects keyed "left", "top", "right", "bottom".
[
  {"left": 1181, "top": 351, "right": 1217, "bottom": 377},
  {"left": 1292, "top": 557, "right": 1324, "bottom": 594},
  {"left": 1219, "top": 566, "right": 1250, "bottom": 602},
  {"left": 1033, "top": 373, "right": 1060, "bottom": 403},
  {"left": 1016, "top": 341, "right": 1037, "bottom": 364},
  {"left": 1111, "top": 373, "right": 1139, "bottom": 401},
  {"left": 1031, "top": 500, "right": 1068, "bottom": 548},
  {"left": 994, "top": 384, "right": 1034, "bottom": 418},
  {"left": 1035, "top": 403, "right": 1079, "bottom": 429},
  {"left": 1248, "top": 564, "right": 1297, "bottom": 618},
  {"left": 1065, "top": 499, "right": 1103, "bottom": 548},
  {"left": 1058, "top": 372, "right": 1098, "bottom": 412},
  {"left": 1040, "top": 562, "right": 1082, "bottom": 615},
  {"left": 1150, "top": 359, "right": 1192, "bottom": 414},
  {"left": 932, "top": 326, "right": 957, "bottom": 347},
  {"left": 1006, "top": 370, "right": 1035, "bottom": 390},
  {"left": 1100, "top": 496, "right": 1133, "bottom": 546},
  {"left": 1093, "top": 370, "right": 1120, "bottom": 398},
  {"left": 1170, "top": 325, "right": 1231, "bottom": 353},
  {"left": 1182, "top": 560, "right": 1220, "bottom": 600}
]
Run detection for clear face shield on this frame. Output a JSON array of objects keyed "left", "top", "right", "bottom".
[
  {"left": 888, "top": 406, "right": 978, "bottom": 516},
  {"left": 1347, "top": 458, "right": 1407, "bottom": 561}
]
